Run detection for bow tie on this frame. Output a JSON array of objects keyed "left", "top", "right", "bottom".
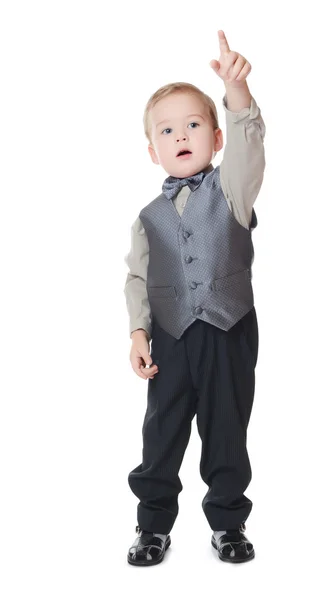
[{"left": 162, "top": 171, "right": 206, "bottom": 200}]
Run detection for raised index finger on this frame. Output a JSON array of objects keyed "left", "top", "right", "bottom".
[{"left": 218, "top": 30, "right": 230, "bottom": 54}]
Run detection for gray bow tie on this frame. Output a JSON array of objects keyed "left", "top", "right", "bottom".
[{"left": 162, "top": 171, "right": 206, "bottom": 200}]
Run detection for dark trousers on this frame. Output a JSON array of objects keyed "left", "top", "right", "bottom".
[{"left": 128, "top": 307, "right": 259, "bottom": 534}]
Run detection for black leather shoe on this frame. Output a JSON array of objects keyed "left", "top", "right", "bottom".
[
  {"left": 211, "top": 523, "right": 255, "bottom": 563},
  {"left": 127, "top": 525, "right": 171, "bottom": 566}
]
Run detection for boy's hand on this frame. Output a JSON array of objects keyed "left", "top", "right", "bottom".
[
  {"left": 210, "top": 30, "right": 251, "bottom": 85},
  {"left": 130, "top": 329, "right": 159, "bottom": 380}
]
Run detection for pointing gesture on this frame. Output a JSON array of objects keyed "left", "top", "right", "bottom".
[{"left": 210, "top": 30, "right": 252, "bottom": 84}]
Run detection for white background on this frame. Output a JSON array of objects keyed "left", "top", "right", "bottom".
[{"left": 1, "top": 0, "right": 333, "bottom": 598}]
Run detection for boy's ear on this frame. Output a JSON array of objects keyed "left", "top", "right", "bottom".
[
  {"left": 148, "top": 144, "right": 160, "bottom": 165},
  {"left": 214, "top": 128, "right": 223, "bottom": 152}
]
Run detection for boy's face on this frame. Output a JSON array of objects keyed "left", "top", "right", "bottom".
[{"left": 148, "top": 92, "right": 223, "bottom": 178}]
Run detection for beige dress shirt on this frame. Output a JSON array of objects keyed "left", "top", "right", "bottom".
[{"left": 124, "top": 94, "right": 266, "bottom": 341}]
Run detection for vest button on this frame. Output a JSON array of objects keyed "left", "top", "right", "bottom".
[
  {"left": 193, "top": 306, "right": 203, "bottom": 315},
  {"left": 185, "top": 255, "right": 193, "bottom": 264},
  {"left": 189, "top": 281, "right": 197, "bottom": 290},
  {"left": 183, "top": 231, "right": 190, "bottom": 238}
]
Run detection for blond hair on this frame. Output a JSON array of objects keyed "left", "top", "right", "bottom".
[{"left": 143, "top": 82, "right": 219, "bottom": 144}]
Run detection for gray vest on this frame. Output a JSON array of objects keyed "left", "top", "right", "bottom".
[{"left": 139, "top": 165, "right": 257, "bottom": 339}]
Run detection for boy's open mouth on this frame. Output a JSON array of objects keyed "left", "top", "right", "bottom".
[{"left": 177, "top": 149, "right": 192, "bottom": 157}]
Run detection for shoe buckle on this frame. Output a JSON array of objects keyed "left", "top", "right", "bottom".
[
  {"left": 135, "top": 525, "right": 141, "bottom": 534},
  {"left": 240, "top": 522, "right": 246, "bottom": 532}
]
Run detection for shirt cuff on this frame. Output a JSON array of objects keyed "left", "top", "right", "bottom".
[
  {"left": 130, "top": 323, "right": 152, "bottom": 341},
  {"left": 222, "top": 94, "right": 261, "bottom": 123}
]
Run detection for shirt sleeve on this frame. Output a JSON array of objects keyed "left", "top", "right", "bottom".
[
  {"left": 123, "top": 216, "right": 152, "bottom": 340},
  {"left": 220, "top": 94, "right": 266, "bottom": 230}
]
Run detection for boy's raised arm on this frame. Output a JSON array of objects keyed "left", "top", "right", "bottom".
[
  {"left": 210, "top": 31, "right": 266, "bottom": 229},
  {"left": 219, "top": 92, "right": 266, "bottom": 229}
]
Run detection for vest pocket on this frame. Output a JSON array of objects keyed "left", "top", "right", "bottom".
[
  {"left": 212, "top": 269, "right": 251, "bottom": 292},
  {"left": 147, "top": 285, "right": 177, "bottom": 298}
]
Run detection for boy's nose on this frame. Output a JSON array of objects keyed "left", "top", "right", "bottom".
[{"left": 176, "top": 134, "right": 188, "bottom": 142}]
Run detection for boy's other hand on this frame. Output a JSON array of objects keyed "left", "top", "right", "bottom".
[
  {"left": 130, "top": 329, "right": 159, "bottom": 380},
  {"left": 209, "top": 30, "right": 251, "bottom": 84}
]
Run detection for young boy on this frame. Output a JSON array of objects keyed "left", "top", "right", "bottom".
[{"left": 123, "top": 30, "right": 265, "bottom": 566}]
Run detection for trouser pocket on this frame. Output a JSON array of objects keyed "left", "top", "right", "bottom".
[{"left": 240, "top": 307, "right": 259, "bottom": 368}]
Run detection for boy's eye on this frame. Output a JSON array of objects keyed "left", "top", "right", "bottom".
[{"left": 161, "top": 122, "right": 199, "bottom": 135}]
